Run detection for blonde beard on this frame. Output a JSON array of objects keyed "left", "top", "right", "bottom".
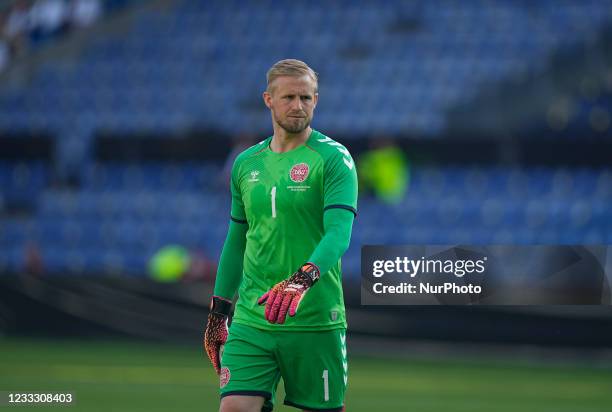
[{"left": 275, "top": 114, "right": 310, "bottom": 134}]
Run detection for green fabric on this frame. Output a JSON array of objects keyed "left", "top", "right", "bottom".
[
  {"left": 308, "top": 208, "right": 354, "bottom": 276},
  {"left": 221, "top": 323, "right": 347, "bottom": 410},
  {"left": 226, "top": 129, "right": 357, "bottom": 331},
  {"left": 213, "top": 220, "right": 247, "bottom": 300}
]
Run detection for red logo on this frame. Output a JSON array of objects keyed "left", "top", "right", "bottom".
[
  {"left": 290, "top": 163, "right": 309, "bottom": 183},
  {"left": 220, "top": 367, "right": 230, "bottom": 388}
]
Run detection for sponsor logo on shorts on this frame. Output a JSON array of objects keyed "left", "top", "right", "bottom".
[
  {"left": 289, "top": 163, "right": 309, "bottom": 183},
  {"left": 220, "top": 367, "right": 231, "bottom": 388}
]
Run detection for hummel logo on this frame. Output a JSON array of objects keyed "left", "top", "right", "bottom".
[{"left": 248, "top": 170, "right": 260, "bottom": 182}]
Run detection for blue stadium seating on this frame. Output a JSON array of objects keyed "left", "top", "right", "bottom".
[
  {"left": 1, "top": 0, "right": 611, "bottom": 137},
  {"left": 1, "top": 2, "right": 611, "bottom": 277},
  {"left": 1, "top": 163, "right": 610, "bottom": 277}
]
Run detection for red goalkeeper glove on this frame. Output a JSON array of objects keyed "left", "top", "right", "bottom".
[
  {"left": 257, "top": 263, "right": 320, "bottom": 324},
  {"left": 204, "top": 296, "right": 231, "bottom": 375}
]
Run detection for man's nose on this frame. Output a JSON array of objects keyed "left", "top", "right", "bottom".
[{"left": 291, "top": 98, "right": 303, "bottom": 111}]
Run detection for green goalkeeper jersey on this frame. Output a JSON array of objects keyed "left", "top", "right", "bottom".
[{"left": 229, "top": 129, "right": 357, "bottom": 331}]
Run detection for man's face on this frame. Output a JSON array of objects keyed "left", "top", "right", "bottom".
[{"left": 263, "top": 75, "right": 318, "bottom": 134}]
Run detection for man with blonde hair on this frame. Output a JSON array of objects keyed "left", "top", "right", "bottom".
[{"left": 205, "top": 59, "right": 357, "bottom": 412}]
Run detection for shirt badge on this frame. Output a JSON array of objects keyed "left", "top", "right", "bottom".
[{"left": 289, "top": 163, "right": 309, "bottom": 183}]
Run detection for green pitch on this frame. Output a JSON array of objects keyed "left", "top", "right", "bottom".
[{"left": 0, "top": 338, "right": 611, "bottom": 411}]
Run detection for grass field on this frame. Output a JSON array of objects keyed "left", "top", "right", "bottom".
[{"left": 1, "top": 338, "right": 611, "bottom": 411}]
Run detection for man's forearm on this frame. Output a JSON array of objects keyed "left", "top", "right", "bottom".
[
  {"left": 307, "top": 208, "right": 354, "bottom": 276},
  {"left": 213, "top": 220, "right": 247, "bottom": 299}
]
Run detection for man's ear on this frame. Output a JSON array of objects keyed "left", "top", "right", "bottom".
[
  {"left": 313, "top": 92, "right": 319, "bottom": 108},
  {"left": 263, "top": 91, "right": 272, "bottom": 109}
]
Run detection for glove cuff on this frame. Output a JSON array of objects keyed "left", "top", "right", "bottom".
[
  {"left": 210, "top": 296, "right": 232, "bottom": 316},
  {"left": 299, "top": 262, "right": 320, "bottom": 287}
]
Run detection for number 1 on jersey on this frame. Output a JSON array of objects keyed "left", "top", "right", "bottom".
[{"left": 270, "top": 186, "right": 277, "bottom": 218}]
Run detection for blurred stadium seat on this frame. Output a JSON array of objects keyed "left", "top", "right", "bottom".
[
  {"left": 1, "top": 161, "right": 610, "bottom": 276},
  {"left": 1, "top": 0, "right": 612, "bottom": 135},
  {"left": 0, "top": 1, "right": 611, "bottom": 277}
]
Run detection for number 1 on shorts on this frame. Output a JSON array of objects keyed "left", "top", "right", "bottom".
[{"left": 322, "top": 369, "right": 329, "bottom": 401}]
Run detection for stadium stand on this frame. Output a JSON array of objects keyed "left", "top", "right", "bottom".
[
  {"left": 1, "top": 0, "right": 612, "bottom": 136},
  {"left": 0, "top": 0, "right": 611, "bottom": 277},
  {"left": 1, "top": 163, "right": 611, "bottom": 276}
]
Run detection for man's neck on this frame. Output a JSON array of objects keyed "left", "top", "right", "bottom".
[{"left": 270, "top": 126, "right": 312, "bottom": 153}]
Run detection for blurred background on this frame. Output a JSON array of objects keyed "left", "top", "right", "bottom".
[{"left": 1, "top": 0, "right": 612, "bottom": 411}]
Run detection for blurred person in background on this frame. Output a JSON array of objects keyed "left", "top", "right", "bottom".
[
  {"left": 3, "top": 0, "right": 31, "bottom": 57},
  {"left": 23, "top": 241, "right": 44, "bottom": 276},
  {"left": 0, "top": 35, "right": 9, "bottom": 73},
  {"left": 69, "top": 0, "right": 101, "bottom": 28},
  {"left": 219, "top": 133, "right": 256, "bottom": 190},
  {"left": 183, "top": 248, "right": 217, "bottom": 284},
  {"left": 0, "top": 11, "right": 10, "bottom": 72},
  {"left": 204, "top": 59, "right": 357, "bottom": 412},
  {"left": 29, "top": 0, "right": 69, "bottom": 44},
  {"left": 148, "top": 244, "right": 217, "bottom": 284},
  {"left": 358, "top": 137, "right": 409, "bottom": 204},
  {"left": 148, "top": 244, "right": 191, "bottom": 283}
]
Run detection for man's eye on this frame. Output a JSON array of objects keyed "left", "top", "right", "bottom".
[{"left": 301, "top": 96, "right": 312, "bottom": 100}]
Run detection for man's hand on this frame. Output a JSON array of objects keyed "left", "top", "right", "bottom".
[
  {"left": 257, "top": 263, "right": 320, "bottom": 324},
  {"left": 204, "top": 296, "right": 232, "bottom": 375}
]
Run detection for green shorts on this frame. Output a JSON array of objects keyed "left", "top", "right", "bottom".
[{"left": 220, "top": 322, "right": 347, "bottom": 411}]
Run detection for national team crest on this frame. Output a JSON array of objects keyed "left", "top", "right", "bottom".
[
  {"left": 220, "top": 367, "right": 231, "bottom": 388},
  {"left": 289, "top": 163, "right": 309, "bottom": 183}
]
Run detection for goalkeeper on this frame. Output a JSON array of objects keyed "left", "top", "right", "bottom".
[{"left": 205, "top": 59, "right": 357, "bottom": 412}]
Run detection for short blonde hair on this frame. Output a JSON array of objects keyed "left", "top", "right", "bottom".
[{"left": 266, "top": 59, "right": 318, "bottom": 92}]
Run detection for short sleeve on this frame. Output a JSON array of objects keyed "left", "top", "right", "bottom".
[
  {"left": 323, "top": 149, "right": 358, "bottom": 216},
  {"left": 230, "top": 159, "right": 247, "bottom": 223}
]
